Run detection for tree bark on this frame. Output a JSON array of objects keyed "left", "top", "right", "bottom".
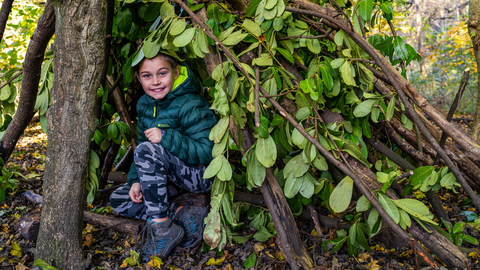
[
  {"left": 34, "top": 0, "right": 105, "bottom": 268},
  {"left": 0, "top": 2, "right": 54, "bottom": 163},
  {"left": 469, "top": 0, "right": 480, "bottom": 142},
  {"left": 0, "top": 0, "right": 14, "bottom": 45}
]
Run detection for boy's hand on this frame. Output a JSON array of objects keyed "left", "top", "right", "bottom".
[
  {"left": 144, "top": 127, "right": 162, "bottom": 144},
  {"left": 129, "top": 182, "right": 143, "bottom": 203}
]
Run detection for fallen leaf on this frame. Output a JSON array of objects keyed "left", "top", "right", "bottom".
[
  {"left": 253, "top": 243, "right": 265, "bottom": 254},
  {"left": 83, "top": 234, "right": 95, "bottom": 248},
  {"left": 15, "top": 263, "right": 29, "bottom": 270},
  {"left": 206, "top": 257, "right": 225, "bottom": 266},
  {"left": 358, "top": 252, "right": 369, "bottom": 262},
  {"left": 367, "top": 259, "right": 381, "bottom": 270},
  {"left": 147, "top": 256, "right": 163, "bottom": 268},
  {"left": 10, "top": 241, "right": 22, "bottom": 258}
]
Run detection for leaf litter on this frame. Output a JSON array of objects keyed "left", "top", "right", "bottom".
[{"left": 0, "top": 122, "right": 477, "bottom": 269}]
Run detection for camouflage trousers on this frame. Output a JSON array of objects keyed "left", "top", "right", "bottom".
[{"left": 110, "top": 142, "right": 213, "bottom": 219}]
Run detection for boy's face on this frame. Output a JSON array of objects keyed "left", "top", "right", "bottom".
[{"left": 138, "top": 56, "right": 179, "bottom": 100}]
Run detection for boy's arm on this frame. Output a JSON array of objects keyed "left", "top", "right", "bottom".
[{"left": 160, "top": 97, "right": 216, "bottom": 165}]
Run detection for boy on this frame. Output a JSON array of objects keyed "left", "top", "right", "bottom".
[{"left": 110, "top": 53, "right": 217, "bottom": 261}]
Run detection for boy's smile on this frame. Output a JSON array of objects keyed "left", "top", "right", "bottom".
[{"left": 138, "top": 56, "right": 179, "bottom": 100}]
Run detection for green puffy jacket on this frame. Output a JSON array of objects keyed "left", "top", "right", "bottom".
[{"left": 127, "top": 63, "right": 217, "bottom": 186}]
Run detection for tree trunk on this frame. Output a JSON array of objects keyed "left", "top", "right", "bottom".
[
  {"left": 0, "top": 2, "right": 55, "bottom": 163},
  {"left": 469, "top": 0, "right": 480, "bottom": 142},
  {"left": 34, "top": 0, "right": 105, "bottom": 268}
]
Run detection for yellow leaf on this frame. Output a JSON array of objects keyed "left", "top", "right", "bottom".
[
  {"left": 95, "top": 250, "right": 104, "bottom": 254},
  {"left": 367, "top": 259, "right": 381, "bottom": 270},
  {"left": 112, "top": 232, "right": 119, "bottom": 240},
  {"left": 120, "top": 259, "right": 128, "bottom": 268},
  {"left": 0, "top": 256, "right": 4, "bottom": 263},
  {"left": 206, "top": 257, "right": 225, "bottom": 266},
  {"left": 469, "top": 252, "right": 479, "bottom": 259},
  {"left": 275, "top": 251, "right": 284, "bottom": 261},
  {"left": 311, "top": 229, "right": 318, "bottom": 235},
  {"left": 147, "top": 256, "right": 163, "bottom": 268},
  {"left": 265, "top": 251, "right": 275, "bottom": 259},
  {"left": 10, "top": 241, "right": 22, "bottom": 258}
]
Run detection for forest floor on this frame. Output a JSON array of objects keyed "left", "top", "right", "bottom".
[{"left": 0, "top": 119, "right": 479, "bottom": 270}]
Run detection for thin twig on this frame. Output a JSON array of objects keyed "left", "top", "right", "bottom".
[
  {"left": 0, "top": 70, "right": 23, "bottom": 91},
  {"left": 434, "top": 68, "right": 470, "bottom": 164},
  {"left": 277, "top": 32, "right": 332, "bottom": 40}
]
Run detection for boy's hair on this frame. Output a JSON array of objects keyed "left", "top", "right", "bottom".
[{"left": 137, "top": 52, "right": 178, "bottom": 71}]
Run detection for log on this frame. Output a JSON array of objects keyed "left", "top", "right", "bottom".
[{"left": 19, "top": 191, "right": 210, "bottom": 241}]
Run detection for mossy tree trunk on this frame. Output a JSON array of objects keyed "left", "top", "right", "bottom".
[{"left": 34, "top": 0, "right": 105, "bottom": 268}]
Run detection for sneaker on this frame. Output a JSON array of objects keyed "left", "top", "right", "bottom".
[
  {"left": 172, "top": 205, "right": 208, "bottom": 248},
  {"left": 140, "top": 217, "right": 184, "bottom": 262}
]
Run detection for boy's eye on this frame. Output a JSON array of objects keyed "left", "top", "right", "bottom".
[
  {"left": 159, "top": 72, "right": 166, "bottom": 76},
  {"left": 143, "top": 74, "right": 151, "bottom": 78}
]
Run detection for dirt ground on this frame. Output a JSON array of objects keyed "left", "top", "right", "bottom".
[{"left": 0, "top": 122, "right": 478, "bottom": 269}]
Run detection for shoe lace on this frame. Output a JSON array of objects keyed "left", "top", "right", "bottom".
[{"left": 136, "top": 221, "right": 150, "bottom": 253}]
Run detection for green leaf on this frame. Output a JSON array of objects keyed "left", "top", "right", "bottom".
[
  {"left": 246, "top": 0, "right": 262, "bottom": 17},
  {"left": 0, "top": 187, "right": 5, "bottom": 203},
  {"left": 440, "top": 172, "right": 457, "bottom": 189},
  {"left": 329, "top": 176, "right": 354, "bottom": 213},
  {"left": 386, "top": 96, "right": 395, "bottom": 120},
  {"left": 380, "top": 2, "right": 393, "bottom": 14},
  {"left": 378, "top": 194, "right": 400, "bottom": 223},
  {"left": 393, "top": 36, "right": 409, "bottom": 61},
  {"left": 296, "top": 107, "right": 310, "bottom": 121},
  {"left": 34, "top": 259, "right": 61, "bottom": 270},
  {"left": 173, "top": 27, "right": 195, "bottom": 47},
  {"left": 284, "top": 154, "right": 309, "bottom": 179},
  {"left": 255, "top": 135, "right": 277, "bottom": 168},
  {"left": 340, "top": 61, "right": 356, "bottom": 86},
  {"left": 252, "top": 53, "right": 273, "bottom": 66},
  {"left": 299, "top": 174, "right": 315, "bottom": 198},
  {"left": 257, "top": 116, "right": 269, "bottom": 138},
  {"left": 334, "top": 30, "right": 345, "bottom": 47},
  {"left": 319, "top": 65, "right": 333, "bottom": 90},
  {"left": 248, "top": 151, "right": 266, "bottom": 187},
  {"left": 393, "top": 198, "right": 436, "bottom": 223},
  {"left": 217, "top": 155, "right": 232, "bottom": 181},
  {"left": 300, "top": 78, "right": 315, "bottom": 93},
  {"left": 354, "top": 99, "right": 378, "bottom": 117},
  {"left": 0, "top": 84, "right": 10, "bottom": 101},
  {"left": 244, "top": 253, "right": 257, "bottom": 268},
  {"left": 143, "top": 37, "right": 161, "bottom": 58},
  {"left": 265, "top": 0, "right": 278, "bottom": 9},
  {"left": 284, "top": 175, "right": 303, "bottom": 198},
  {"left": 275, "top": 47, "right": 294, "bottom": 64},
  {"left": 330, "top": 58, "right": 345, "bottom": 69},
  {"left": 399, "top": 209, "right": 412, "bottom": 229},
  {"left": 342, "top": 140, "right": 369, "bottom": 167},
  {"left": 212, "top": 132, "right": 228, "bottom": 158},
  {"left": 203, "top": 156, "right": 223, "bottom": 179},
  {"left": 312, "top": 153, "right": 328, "bottom": 171},
  {"left": 107, "top": 122, "right": 119, "bottom": 139},
  {"left": 160, "top": 1, "right": 176, "bottom": 19},
  {"left": 356, "top": 195, "right": 370, "bottom": 212},
  {"left": 116, "top": 9, "right": 132, "bottom": 34},
  {"left": 223, "top": 30, "right": 248, "bottom": 46},
  {"left": 410, "top": 166, "right": 435, "bottom": 186},
  {"left": 209, "top": 117, "right": 229, "bottom": 143},
  {"left": 243, "top": 19, "right": 261, "bottom": 37},
  {"left": 169, "top": 19, "right": 186, "bottom": 36},
  {"left": 356, "top": 0, "right": 374, "bottom": 22}
]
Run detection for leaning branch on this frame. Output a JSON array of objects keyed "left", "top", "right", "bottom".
[{"left": 0, "top": 2, "right": 55, "bottom": 163}]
